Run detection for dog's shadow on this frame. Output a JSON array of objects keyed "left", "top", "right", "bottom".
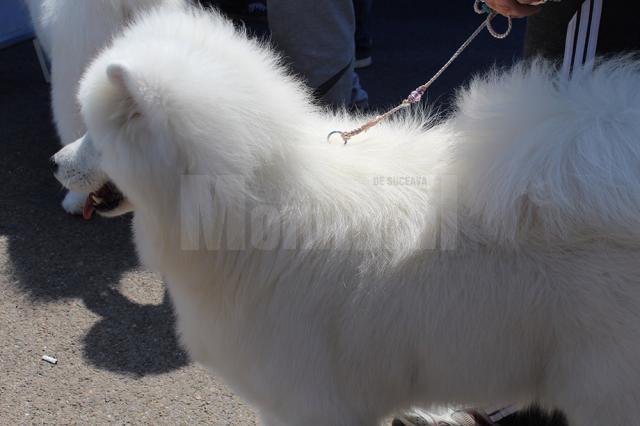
[
  {"left": 0, "top": 41, "right": 188, "bottom": 377},
  {"left": 83, "top": 287, "right": 188, "bottom": 376}
]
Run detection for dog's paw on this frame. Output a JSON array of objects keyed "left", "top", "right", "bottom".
[{"left": 62, "top": 191, "right": 86, "bottom": 215}]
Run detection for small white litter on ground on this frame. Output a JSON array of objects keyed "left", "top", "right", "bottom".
[{"left": 41, "top": 355, "right": 58, "bottom": 365}]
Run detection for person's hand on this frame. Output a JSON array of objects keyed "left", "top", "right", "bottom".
[{"left": 483, "top": 0, "right": 544, "bottom": 18}]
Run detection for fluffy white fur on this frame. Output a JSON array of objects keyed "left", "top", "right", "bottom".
[
  {"left": 25, "top": 0, "right": 185, "bottom": 213},
  {"left": 24, "top": 0, "right": 52, "bottom": 56},
  {"left": 53, "top": 6, "right": 640, "bottom": 425}
]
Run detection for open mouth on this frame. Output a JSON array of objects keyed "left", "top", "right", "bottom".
[{"left": 83, "top": 182, "right": 124, "bottom": 220}]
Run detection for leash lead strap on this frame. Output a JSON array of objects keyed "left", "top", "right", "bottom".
[{"left": 328, "top": 1, "right": 512, "bottom": 145}]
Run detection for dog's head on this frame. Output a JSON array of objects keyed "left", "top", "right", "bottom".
[
  {"left": 51, "top": 57, "right": 187, "bottom": 220},
  {"left": 52, "top": 7, "right": 312, "bottom": 220}
]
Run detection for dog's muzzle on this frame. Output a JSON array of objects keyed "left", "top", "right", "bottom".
[{"left": 83, "top": 181, "right": 125, "bottom": 220}]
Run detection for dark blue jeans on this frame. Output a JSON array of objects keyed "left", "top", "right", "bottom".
[{"left": 353, "top": 0, "right": 373, "bottom": 55}]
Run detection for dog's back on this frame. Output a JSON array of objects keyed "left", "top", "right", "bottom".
[{"left": 450, "top": 59, "right": 640, "bottom": 248}]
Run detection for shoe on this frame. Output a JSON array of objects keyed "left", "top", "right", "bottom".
[
  {"left": 393, "top": 408, "right": 496, "bottom": 426},
  {"left": 355, "top": 56, "right": 372, "bottom": 69},
  {"left": 355, "top": 44, "right": 372, "bottom": 69},
  {"left": 355, "top": 42, "right": 373, "bottom": 69},
  {"left": 349, "top": 71, "right": 369, "bottom": 112}
]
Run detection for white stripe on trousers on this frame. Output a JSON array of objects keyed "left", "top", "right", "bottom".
[{"left": 561, "top": 0, "right": 604, "bottom": 79}]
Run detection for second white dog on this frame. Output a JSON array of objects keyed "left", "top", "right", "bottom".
[
  {"left": 26, "top": 0, "right": 185, "bottom": 214},
  {"left": 54, "top": 6, "right": 640, "bottom": 425}
]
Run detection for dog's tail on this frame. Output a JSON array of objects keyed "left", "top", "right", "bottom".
[{"left": 451, "top": 57, "right": 640, "bottom": 246}]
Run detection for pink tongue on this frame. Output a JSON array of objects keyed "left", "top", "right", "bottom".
[{"left": 83, "top": 195, "right": 96, "bottom": 220}]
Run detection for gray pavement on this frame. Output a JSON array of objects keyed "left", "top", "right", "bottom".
[{"left": 0, "top": 37, "right": 256, "bottom": 426}]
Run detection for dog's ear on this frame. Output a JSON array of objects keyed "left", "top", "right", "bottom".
[
  {"left": 107, "top": 63, "right": 134, "bottom": 95},
  {"left": 106, "top": 63, "right": 147, "bottom": 121},
  {"left": 105, "top": 62, "right": 174, "bottom": 160}
]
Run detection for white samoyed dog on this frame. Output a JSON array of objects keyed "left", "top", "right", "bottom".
[
  {"left": 53, "top": 6, "right": 640, "bottom": 426},
  {"left": 25, "top": 0, "right": 185, "bottom": 215}
]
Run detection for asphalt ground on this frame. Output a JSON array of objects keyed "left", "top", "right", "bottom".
[{"left": 0, "top": 1, "right": 526, "bottom": 424}]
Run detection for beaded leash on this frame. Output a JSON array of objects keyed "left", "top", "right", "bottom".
[{"left": 327, "top": 0, "right": 512, "bottom": 145}]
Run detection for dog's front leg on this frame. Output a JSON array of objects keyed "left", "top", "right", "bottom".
[{"left": 61, "top": 190, "right": 87, "bottom": 215}]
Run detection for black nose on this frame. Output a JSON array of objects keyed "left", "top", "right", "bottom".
[{"left": 50, "top": 157, "right": 59, "bottom": 174}]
